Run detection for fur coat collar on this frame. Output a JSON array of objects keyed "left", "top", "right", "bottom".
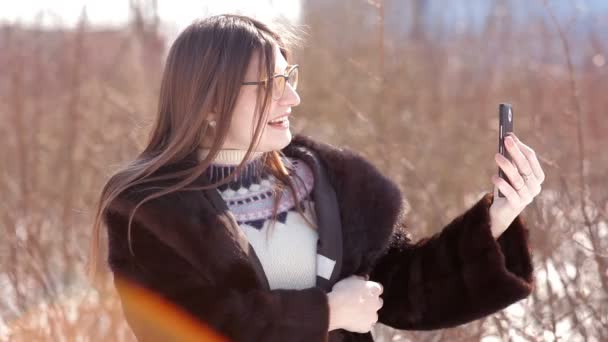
[{"left": 195, "top": 133, "right": 404, "bottom": 293}]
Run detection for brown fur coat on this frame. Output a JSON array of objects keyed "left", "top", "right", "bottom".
[{"left": 103, "top": 133, "right": 535, "bottom": 342}]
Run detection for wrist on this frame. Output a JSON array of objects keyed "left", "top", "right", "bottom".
[{"left": 489, "top": 206, "right": 516, "bottom": 239}]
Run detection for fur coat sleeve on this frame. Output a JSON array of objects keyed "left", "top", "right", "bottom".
[
  {"left": 369, "top": 192, "right": 535, "bottom": 330},
  {"left": 103, "top": 193, "right": 331, "bottom": 342},
  {"left": 289, "top": 134, "right": 535, "bottom": 333}
]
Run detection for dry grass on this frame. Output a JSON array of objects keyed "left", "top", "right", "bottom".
[{"left": 1, "top": 1, "right": 606, "bottom": 341}]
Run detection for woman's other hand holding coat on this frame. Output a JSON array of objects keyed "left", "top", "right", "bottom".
[{"left": 327, "top": 274, "right": 384, "bottom": 333}]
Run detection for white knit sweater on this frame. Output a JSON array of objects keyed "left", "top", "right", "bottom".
[{"left": 199, "top": 148, "right": 319, "bottom": 290}]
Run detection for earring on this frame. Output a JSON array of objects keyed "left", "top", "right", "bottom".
[{"left": 208, "top": 120, "right": 216, "bottom": 127}]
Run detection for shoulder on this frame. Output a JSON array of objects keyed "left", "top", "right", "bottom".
[
  {"left": 105, "top": 182, "right": 189, "bottom": 222},
  {"left": 287, "top": 132, "right": 406, "bottom": 231},
  {"left": 287, "top": 133, "right": 402, "bottom": 204},
  {"left": 102, "top": 164, "right": 213, "bottom": 240},
  {"left": 102, "top": 169, "right": 220, "bottom": 273}
]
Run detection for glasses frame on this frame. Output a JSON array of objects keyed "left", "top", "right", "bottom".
[{"left": 241, "top": 64, "right": 299, "bottom": 100}]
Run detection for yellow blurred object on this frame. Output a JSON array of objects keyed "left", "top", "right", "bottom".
[{"left": 113, "top": 276, "right": 229, "bottom": 342}]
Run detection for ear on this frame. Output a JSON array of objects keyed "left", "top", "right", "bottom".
[{"left": 205, "top": 108, "right": 218, "bottom": 122}]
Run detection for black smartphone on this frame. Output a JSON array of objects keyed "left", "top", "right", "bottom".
[{"left": 498, "top": 103, "right": 514, "bottom": 198}]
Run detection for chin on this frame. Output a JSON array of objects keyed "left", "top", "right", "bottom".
[{"left": 261, "top": 129, "right": 292, "bottom": 152}]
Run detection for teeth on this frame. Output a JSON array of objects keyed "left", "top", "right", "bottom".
[{"left": 269, "top": 117, "right": 287, "bottom": 124}]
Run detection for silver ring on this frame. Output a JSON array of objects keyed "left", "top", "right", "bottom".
[{"left": 521, "top": 172, "right": 532, "bottom": 182}]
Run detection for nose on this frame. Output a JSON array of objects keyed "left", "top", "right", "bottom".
[{"left": 279, "top": 82, "right": 300, "bottom": 107}]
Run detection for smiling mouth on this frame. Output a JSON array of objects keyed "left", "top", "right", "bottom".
[
  {"left": 268, "top": 116, "right": 289, "bottom": 124},
  {"left": 268, "top": 116, "right": 290, "bottom": 129}
]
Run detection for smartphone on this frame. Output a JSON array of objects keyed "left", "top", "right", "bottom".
[{"left": 498, "top": 103, "right": 514, "bottom": 198}]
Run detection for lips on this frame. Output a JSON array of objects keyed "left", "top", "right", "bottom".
[{"left": 268, "top": 111, "right": 291, "bottom": 123}]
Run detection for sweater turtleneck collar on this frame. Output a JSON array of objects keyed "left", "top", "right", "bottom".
[
  {"left": 197, "top": 148, "right": 265, "bottom": 166},
  {"left": 197, "top": 147, "right": 272, "bottom": 191}
]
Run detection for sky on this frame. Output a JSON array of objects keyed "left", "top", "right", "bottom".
[
  {"left": 3, "top": 0, "right": 607, "bottom": 36},
  {"left": 0, "top": 0, "right": 302, "bottom": 37}
]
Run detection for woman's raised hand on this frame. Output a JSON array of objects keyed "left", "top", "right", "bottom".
[
  {"left": 490, "top": 133, "right": 545, "bottom": 238},
  {"left": 327, "top": 274, "right": 384, "bottom": 333}
]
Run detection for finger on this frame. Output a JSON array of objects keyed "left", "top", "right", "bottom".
[
  {"left": 510, "top": 134, "right": 545, "bottom": 183},
  {"left": 505, "top": 135, "right": 534, "bottom": 178},
  {"left": 366, "top": 281, "right": 383, "bottom": 295},
  {"left": 495, "top": 153, "right": 524, "bottom": 190},
  {"left": 498, "top": 154, "right": 534, "bottom": 204},
  {"left": 506, "top": 134, "right": 543, "bottom": 198},
  {"left": 374, "top": 282, "right": 383, "bottom": 295},
  {"left": 377, "top": 297, "right": 383, "bottom": 310},
  {"left": 491, "top": 174, "right": 522, "bottom": 209},
  {"left": 364, "top": 290, "right": 379, "bottom": 300},
  {"left": 493, "top": 153, "right": 534, "bottom": 205}
]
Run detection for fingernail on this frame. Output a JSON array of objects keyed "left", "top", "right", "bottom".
[{"left": 506, "top": 136, "right": 514, "bottom": 146}]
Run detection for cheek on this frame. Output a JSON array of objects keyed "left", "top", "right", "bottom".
[
  {"left": 233, "top": 89, "right": 276, "bottom": 122},
  {"left": 228, "top": 93, "right": 265, "bottom": 137},
  {"left": 230, "top": 86, "right": 283, "bottom": 137}
]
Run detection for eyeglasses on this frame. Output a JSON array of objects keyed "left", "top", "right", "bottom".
[{"left": 242, "top": 64, "right": 299, "bottom": 100}]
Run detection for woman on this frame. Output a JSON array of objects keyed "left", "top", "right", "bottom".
[{"left": 88, "top": 14, "right": 544, "bottom": 342}]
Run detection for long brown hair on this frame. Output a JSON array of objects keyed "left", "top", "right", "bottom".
[{"left": 87, "top": 14, "right": 315, "bottom": 283}]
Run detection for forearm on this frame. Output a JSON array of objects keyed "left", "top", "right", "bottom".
[
  {"left": 489, "top": 200, "right": 521, "bottom": 240},
  {"left": 369, "top": 192, "right": 534, "bottom": 330},
  {"left": 491, "top": 221, "right": 508, "bottom": 239}
]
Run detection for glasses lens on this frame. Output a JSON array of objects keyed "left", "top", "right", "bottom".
[
  {"left": 288, "top": 67, "right": 298, "bottom": 90},
  {"left": 272, "top": 76, "right": 285, "bottom": 100}
]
